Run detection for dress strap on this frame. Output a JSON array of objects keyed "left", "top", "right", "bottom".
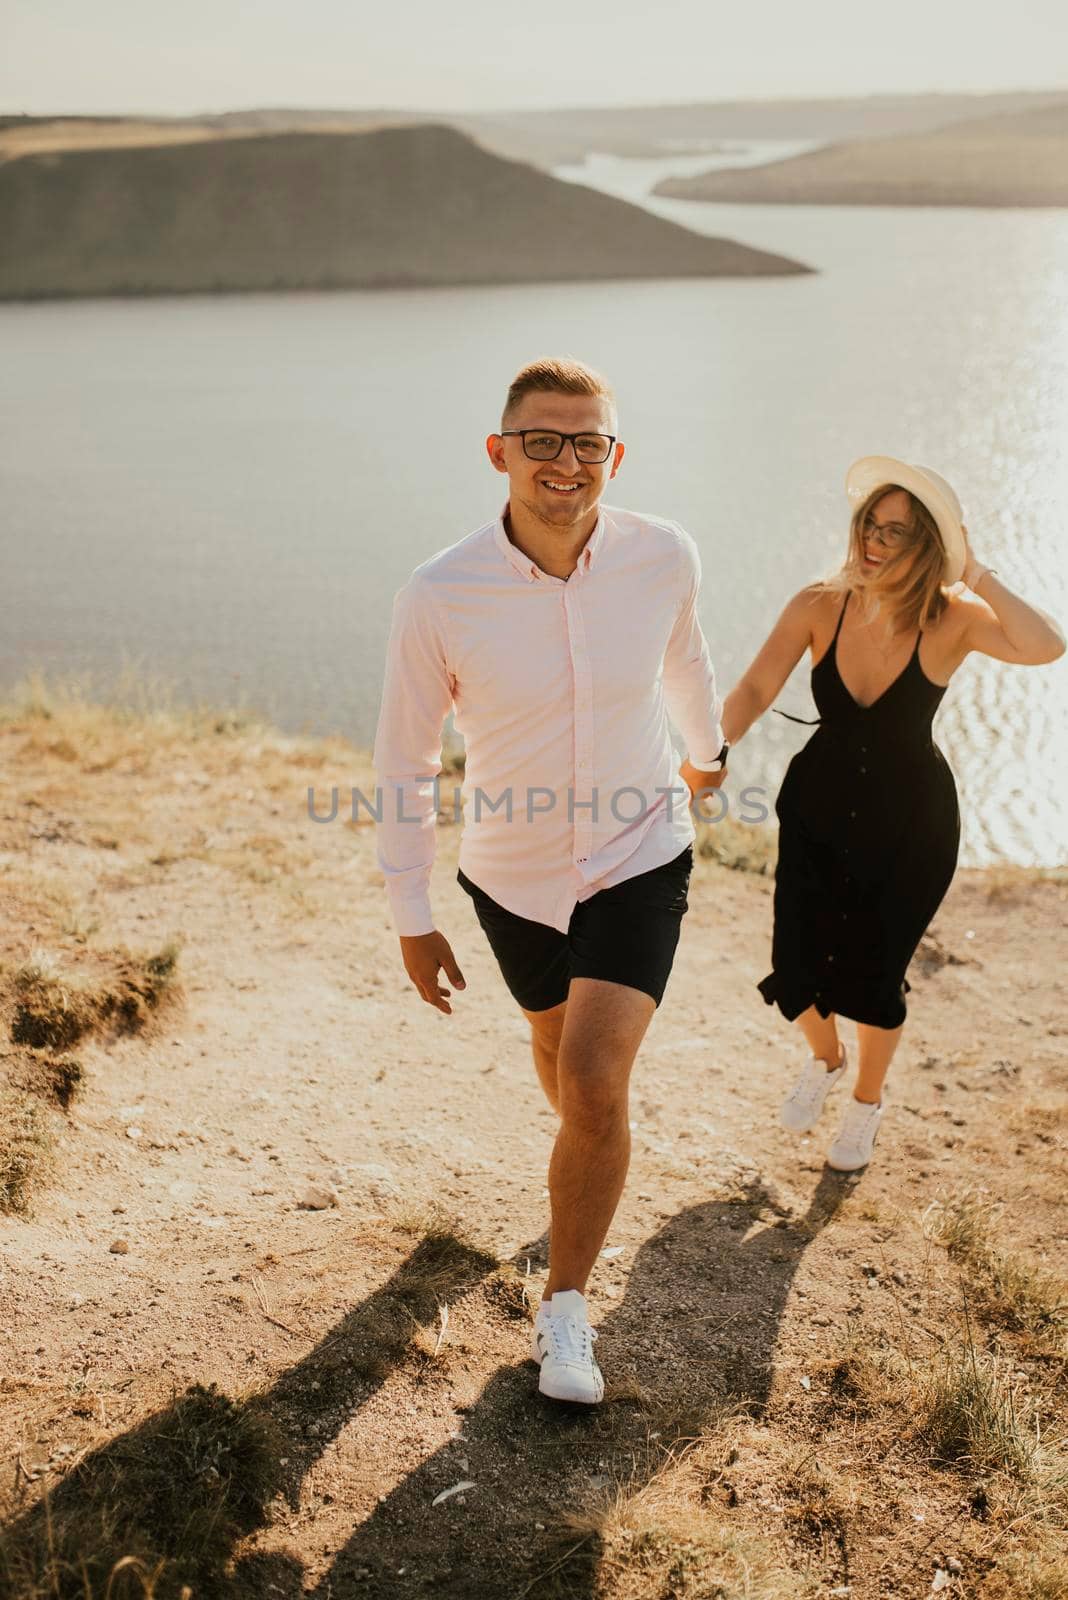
[{"left": 773, "top": 709, "right": 821, "bottom": 725}]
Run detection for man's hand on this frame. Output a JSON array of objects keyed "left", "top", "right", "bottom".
[
  {"left": 399, "top": 931, "right": 466, "bottom": 1015},
  {"left": 679, "top": 757, "right": 727, "bottom": 816}
]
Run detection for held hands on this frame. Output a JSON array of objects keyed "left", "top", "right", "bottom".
[
  {"left": 399, "top": 931, "right": 466, "bottom": 1015},
  {"left": 679, "top": 756, "right": 727, "bottom": 817}
]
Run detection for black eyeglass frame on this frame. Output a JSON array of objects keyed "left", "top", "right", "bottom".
[{"left": 499, "top": 428, "right": 618, "bottom": 464}]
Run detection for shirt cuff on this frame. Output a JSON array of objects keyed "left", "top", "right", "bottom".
[
  {"left": 386, "top": 889, "right": 436, "bottom": 938},
  {"left": 685, "top": 729, "right": 727, "bottom": 770}
]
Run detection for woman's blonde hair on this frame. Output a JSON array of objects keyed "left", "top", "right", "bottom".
[{"left": 826, "top": 483, "right": 950, "bottom": 633}]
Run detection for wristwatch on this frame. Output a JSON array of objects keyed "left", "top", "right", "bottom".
[{"left": 689, "top": 741, "right": 730, "bottom": 773}]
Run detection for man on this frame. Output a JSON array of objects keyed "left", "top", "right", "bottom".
[{"left": 372, "top": 357, "right": 727, "bottom": 1404}]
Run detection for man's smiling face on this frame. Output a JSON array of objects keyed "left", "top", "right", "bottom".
[{"left": 487, "top": 391, "right": 624, "bottom": 534}]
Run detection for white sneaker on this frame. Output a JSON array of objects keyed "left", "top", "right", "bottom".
[
  {"left": 827, "top": 1097, "right": 883, "bottom": 1171},
  {"left": 780, "top": 1044, "right": 847, "bottom": 1133},
  {"left": 530, "top": 1290, "right": 604, "bottom": 1404}
]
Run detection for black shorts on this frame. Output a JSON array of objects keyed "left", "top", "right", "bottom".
[{"left": 456, "top": 846, "right": 692, "bottom": 1013}]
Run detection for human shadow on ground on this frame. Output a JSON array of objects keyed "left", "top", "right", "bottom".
[
  {"left": 238, "top": 1167, "right": 849, "bottom": 1599},
  {"left": 0, "top": 1231, "right": 496, "bottom": 1599},
  {"left": 2, "top": 1173, "right": 848, "bottom": 1599}
]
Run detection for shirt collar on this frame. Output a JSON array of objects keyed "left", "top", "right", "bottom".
[{"left": 494, "top": 503, "right": 607, "bottom": 583}]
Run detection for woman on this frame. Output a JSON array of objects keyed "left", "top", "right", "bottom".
[{"left": 720, "top": 457, "right": 1065, "bottom": 1171}]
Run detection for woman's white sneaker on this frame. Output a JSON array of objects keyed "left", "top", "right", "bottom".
[
  {"left": 827, "top": 1096, "right": 883, "bottom": 1171},
  {"left": 530, "top": 1290, "right": 604, "bottom": 1404},
  {"left": 780, "top": 1044, "right": 847, "bottom": 1134}
]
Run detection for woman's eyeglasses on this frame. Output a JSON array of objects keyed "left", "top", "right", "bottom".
[{"left": 863, "top": 514, "right": 917, "bottom": 550}]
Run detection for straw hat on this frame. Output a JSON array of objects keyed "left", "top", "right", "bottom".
[{"left": 845, "top": 456, "right": 966, "bottom": 585}]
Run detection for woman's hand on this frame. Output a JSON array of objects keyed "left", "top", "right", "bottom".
[{"left": 960, "top": 525, "right": 989, "bottom": 591}]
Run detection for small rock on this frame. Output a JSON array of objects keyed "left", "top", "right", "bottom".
[
  {"left": 125, "top": 1126, "right": 142, "bottom": 1140},
  {"left": 891, "top": 1269, "right": 907, "bottom": 1287},
  {"left": 297, "top": 1184, "right": 339, "bottom": 1211},
  {"left": 861, "top": 1262, "right": 879, "bottom": 1277},
  {"left": 799, "top": 1375, "right": 811, "bottom": 1390},
  {"left": 931, "top": 1571, "right": 952, "bottom": 1592},
  {"left": 109, "top": 1239, "right": 129, "bottom": 1255},
  {"left": 946, "top": 1559, "right": 962, "bottom": 1575}
]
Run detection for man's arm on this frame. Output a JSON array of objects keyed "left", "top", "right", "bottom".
[
  {"left": 662, "top": 530, "right": 726, "bottom": 771},
  {"left": 372, "top": 573, "right": 455, "bottom": 938}
]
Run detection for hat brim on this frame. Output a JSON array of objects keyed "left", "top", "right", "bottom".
[{"left": 845, "top": 455, "right": 965, "bottom": 585}]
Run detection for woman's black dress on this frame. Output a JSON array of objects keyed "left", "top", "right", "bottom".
[{"left": 758, "top": 591, "right": 961, "bottom": 1030}]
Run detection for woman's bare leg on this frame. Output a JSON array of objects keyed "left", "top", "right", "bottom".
[
  {"left": 853, "top": 1022, "right": 904, "bottom": 1104},
  {"left": 795, "top": 1005, "right": 845, "bottom": 1070}
]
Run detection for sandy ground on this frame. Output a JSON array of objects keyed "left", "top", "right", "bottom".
[{"left": 1, "top": 710, "right": 1065, "bottom": 1597}]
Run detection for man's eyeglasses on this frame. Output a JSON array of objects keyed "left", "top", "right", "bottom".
[{"left": 499, "top": 429, "right": 617, "bottom": 464}]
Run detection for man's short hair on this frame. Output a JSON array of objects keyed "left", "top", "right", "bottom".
[{"left": 502, "top": 357, "right": 616, "bottom": 427}]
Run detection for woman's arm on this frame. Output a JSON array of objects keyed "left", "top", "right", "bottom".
[
  {"left": 722, "top": 586, "right": 822, "bottom": 745},
  {"left": 958, "top": 531, "right": 1066, "bottom": 666}
]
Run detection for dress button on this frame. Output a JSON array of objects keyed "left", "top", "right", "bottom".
[
  {"left": 850, "top": 810, "right": 857, "bottom": 819},
  {"left": 860, "top": 766, "right": 867, "bottom": 774}
]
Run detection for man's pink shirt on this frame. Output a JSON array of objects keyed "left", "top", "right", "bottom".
[{"left": 372, "top": 504, "right": 726, "bottom": 937}]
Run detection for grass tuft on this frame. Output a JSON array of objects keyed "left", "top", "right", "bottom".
[
  {"left": 0, "top": 1087, "right": 54, "bottom": 1214},
  {"left": 694, "top": 815, "right": 777, "bottom": 876},
  {"left": 10, "top": 942, "right": 182, "bottom": 1051},
  {"left": 927, "top": 1193, "right": 1068, "bottom": 1347},
  {"left": 547, "top": 1437, "right": 813, "bottom": 1600},
  {"left": 917, "top": 1335, "right": 1049, "bottom": 1482},
  {"left": 0, "top": 1383, "right": 282, "bottom": 1600}
]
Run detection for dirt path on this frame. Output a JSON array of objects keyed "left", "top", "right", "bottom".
[{"left": 2, "top": 706, "right": 1065, "bottom": 1598}]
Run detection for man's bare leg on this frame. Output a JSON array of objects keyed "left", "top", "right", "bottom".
[
  {"left": 523, "top": 999, "right": 567, "bottom": 1114},
  {"left": 541, "top": 977, "right": 655, "bottom": 1301}
]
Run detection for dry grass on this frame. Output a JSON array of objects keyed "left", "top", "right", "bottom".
[
  {"left": 915, "top": 1331, "right": 1053, "bottom": 1482},
  {"left": 926, "top": 1193, "right": 1068, "bottom": 1348},
  {"left": 980, "top": 863, "right": 1068, "bottom": 903},
  {"left": 1, "top": 667, "right": 272, "bottom": 752},
  {"left": 10, "top": 942, "right": 181, "bottom": 1051},
  {"left": 694, "top": 816, "right": 777, "bottom": 877},
  {"left": 543, "top": 1431, "right": 815, "bottom": 1600},
  {"left": 0, "top": 1383, "right": 282, "bottom": 1600},
  {"left": 0, "top": 1086, "right": 54, "bottom": 1214}
]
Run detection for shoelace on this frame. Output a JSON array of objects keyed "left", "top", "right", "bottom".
[
  {"left": 545, "top": 1314, "right": 598, "bottom": 1365},
  {"left": 790, "top": 1061, "right": 837, "bottom": 1107},
  {"left": 840, "top": 1101, "right": 880, "bottom": 1137}
]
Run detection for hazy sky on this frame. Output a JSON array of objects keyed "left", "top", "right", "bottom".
[{"left": 5, "top": 0, "right": 1068, "bottom": 116}]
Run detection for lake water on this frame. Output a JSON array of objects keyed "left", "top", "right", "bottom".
[{"left": 2, "top": 154, "right": 1066, "bottom": 866}]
